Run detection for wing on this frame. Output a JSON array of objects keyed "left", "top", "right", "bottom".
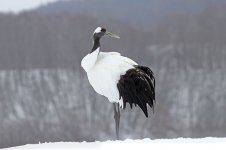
[{"left": 117, "top": 65, "right": 155, "bottom": 117}]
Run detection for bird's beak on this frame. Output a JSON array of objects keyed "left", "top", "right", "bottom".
[{"left": 105, "top": 31, "right": 120, "bottom": 39}]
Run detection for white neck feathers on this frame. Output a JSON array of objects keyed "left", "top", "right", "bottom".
[{"left": 81, "top": 48, "right": 100, "bottom": 72}]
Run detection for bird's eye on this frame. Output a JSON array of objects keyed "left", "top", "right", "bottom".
[{"left": 101, "top": 28, "right": 106, "bottom": 33}]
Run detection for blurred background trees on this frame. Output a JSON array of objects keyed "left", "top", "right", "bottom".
[{"left": 0, "top": 0, "right": 226, "bottom": 148}]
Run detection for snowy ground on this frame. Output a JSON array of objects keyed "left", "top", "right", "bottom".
[{"left": 5, "top": 138, "right": 226, "bottom": 150}]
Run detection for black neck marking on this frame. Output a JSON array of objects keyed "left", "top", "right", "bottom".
[{"left": 91, "top": 38, "right": 100, "bottom": 53}]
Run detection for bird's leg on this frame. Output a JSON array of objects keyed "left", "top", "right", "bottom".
[
  {"left": 113, "top": 103, "right": 120, "bottom": 140},
  {"left": 117, "top": 103, "right": 120, "bottom": 133}
]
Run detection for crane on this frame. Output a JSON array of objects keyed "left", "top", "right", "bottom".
[{"left": 81, "top": 27, "right": 155, "bottom": 140}]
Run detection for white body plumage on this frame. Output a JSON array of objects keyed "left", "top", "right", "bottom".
[{"left": 81, "top": 47, "right": 137, "bottom": 107}]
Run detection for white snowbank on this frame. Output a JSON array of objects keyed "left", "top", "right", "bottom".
[{"left": 6, "top": 138, "right": 226, "bottom": 150}]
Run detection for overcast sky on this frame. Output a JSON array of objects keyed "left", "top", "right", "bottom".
[{"left": 0, "top": 0, "right": 62, "bottom": 13}]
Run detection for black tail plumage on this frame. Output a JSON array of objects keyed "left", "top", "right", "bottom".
[{"left": 117, "top": 65, "right": 155, "bottom": 117}]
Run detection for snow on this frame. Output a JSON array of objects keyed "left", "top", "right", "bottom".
[{"left": 5, "top": 138, "right": 226, "bottom": 150}]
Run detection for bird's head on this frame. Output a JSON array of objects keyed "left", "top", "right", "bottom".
[{"left": 93, "top": 27, "right": 120, "bottom": 40}]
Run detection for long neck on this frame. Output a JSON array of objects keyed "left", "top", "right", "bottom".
[
  {"left": 91, "top": 37, "right": 100, "bottom": 53},
  {"left": 82, "top": 38, "right": 100, "bottom": 71}
]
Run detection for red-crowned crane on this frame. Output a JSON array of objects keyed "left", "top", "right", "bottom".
[{"left": 81, "top": 27, "right": 155, "bottom": 140}]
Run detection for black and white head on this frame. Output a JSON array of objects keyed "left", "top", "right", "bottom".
[
  {"left": 91, "top": 27, "right": 120, "bottom": 52},
  {"left": 93, "top": 27, "right": 120, "bottom": 40}
]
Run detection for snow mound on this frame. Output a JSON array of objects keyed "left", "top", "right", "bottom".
[{"left": 6, "top": 138, "right": 226, "bottom": 150}]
